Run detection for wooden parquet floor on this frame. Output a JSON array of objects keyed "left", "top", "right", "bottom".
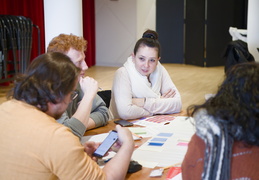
[{"left": 0, "top": 64, "right": 225, "bottom": 111}]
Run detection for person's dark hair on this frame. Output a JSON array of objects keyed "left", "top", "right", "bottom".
[
  {"left": 8, "top": 52, "right": 81, "bottom": 112},
  {"left": 133, "top": 29, "right": 161, "bottom": 57},
  {"left": 187, "top": 62, "right": 259, "bottom": 146}
]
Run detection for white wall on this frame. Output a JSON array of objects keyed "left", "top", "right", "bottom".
[
  {"left": 247, "top": 0, "right": 259, "bottom": 62},
  {"left": 44, "top": 0, "right": 83, "bottom": 51},
  {"left": 95, "top": 0, "right": 156, "bottom": 66},
  {"left": 137, "top": 0, "right": 156, "bottom": 39}
]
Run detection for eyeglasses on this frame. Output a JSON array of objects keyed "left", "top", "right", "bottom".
[{"left": 71, "top": 90, "right": 79, "bottom": 101}]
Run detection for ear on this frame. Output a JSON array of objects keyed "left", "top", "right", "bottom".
[
  {"left": 158, "top": 57, "right": 161, "bottom": 61},
  {"left": 131, "top": 53, "right": 136, "bottom": 62},
  {"left": 45, "top": 102, "right": 55, "bottom": 118}
]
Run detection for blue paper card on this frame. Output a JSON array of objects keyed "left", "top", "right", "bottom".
[
  {"left": 150, "top": 137, "right": 167, "bottom": 142},
  {"left": 157, "top": 133, "right": 173, "bottom": 137},
  {"left": 148, "top": 142, "right": 164, "bottom": 146}
]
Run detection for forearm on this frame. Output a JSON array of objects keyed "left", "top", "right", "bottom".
[
  {"left": 144, "top": 97, "right": 182, "bottom": 114},
  {"left": 115, "top": 96, "right": 151, "bottom": 120},
  {"left": 132, "top": 98, "right": 145, "bottom": 107},
  {"left": 103, "top": 142, "right": 134, "bottom": 180},
  {"left": 113, "top": 68, "right": 152, "bottom": 119},
  {"left": 57, "top": 113, "right": 86, "bottom": 138},
  {"left": 72, "top": 95, "right": 94, "bottom": 128},
  {"left": 87, "top": 113, "right": 109, "bottom": 130},
  {"left": 89, "top": 99, "right": 110, "bottom": 128},
  {"left": 117, "top": 104, "right": 151, "bottom": 120},
  {"left": 86, "top": 118, "right": 96, "bottom": 130}
]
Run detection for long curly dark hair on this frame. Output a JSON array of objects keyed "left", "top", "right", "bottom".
[
  {"left": 187, "top": 62, "right": 259, "bottom": 146},
  {"left": 8, "top": 52, "right": 81, "bottom": 112}
]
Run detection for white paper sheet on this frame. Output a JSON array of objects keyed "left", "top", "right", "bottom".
[{"left": 131, "top": 116, "right": 195, "bottom": 168}]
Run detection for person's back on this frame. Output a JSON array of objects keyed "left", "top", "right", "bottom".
[
  {"left": 0, "top": 99, "right": 104, "bottom": 179},
  {"left": 182, "top": 133, "right": 259, "bottom": 180},
  {"left": 0, "top": 52, "right": 134, "bottom": 180},
  {"left": 182, "top": 62, "right": 259, "bottom": 179},
  {"left": 0, "top": 52, "right": 106, "bottom": 179}
]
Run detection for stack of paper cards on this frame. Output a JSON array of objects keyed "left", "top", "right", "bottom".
[
  {"left": 133, "top": 115, "right": 176, "bottom": 127},
  {"left": 147, "top": 133, "right": 173, "bottom": 146}
]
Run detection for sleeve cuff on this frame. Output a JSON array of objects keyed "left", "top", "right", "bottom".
[{"left": 67, "top": 117, "right": 87, "bottom": 138}]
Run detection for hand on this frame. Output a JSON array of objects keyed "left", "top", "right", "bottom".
[
  {"left": 161, "top": 89, "right": 176, "bottom": 98},
  {"left": 79, "top": 76, "right": 98, "bottom": 99},
  {"left": 132, "top": 98, "right": 145, "bottom": 107},
  {"left": 111, "top": 125, "right": 134, "bottom": 152},
  {"left": 83, "top": 141, "right": 101, "bottom": 161}
]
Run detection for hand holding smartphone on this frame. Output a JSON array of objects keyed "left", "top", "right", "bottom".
[{"left": 93, "top": 130, "right": 118, "bottom": 158}]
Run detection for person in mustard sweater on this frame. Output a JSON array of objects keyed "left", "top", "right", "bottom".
[{"left": 0, "top": 52, "right": 134, "bottom": 180}]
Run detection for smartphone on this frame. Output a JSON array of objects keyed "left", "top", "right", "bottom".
[
  {"left": 114, "top": 119, "right": 133, "bottom": 127},
  {"left": 93, "top": 130, "right": 118, "bottom": 158}
]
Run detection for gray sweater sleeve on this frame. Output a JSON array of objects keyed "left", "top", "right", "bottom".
[
  {"left": 57, "top": 94, "right": 109, "bottom": 138},
  {"left": 57, "top": 84, "right": 110, "bottom": 138},
  {"left": 57, "top": 112, "right": 86, "bottom": 138},
  {"left": 90, "top": 95, "right": 110, "bottom": 127}
]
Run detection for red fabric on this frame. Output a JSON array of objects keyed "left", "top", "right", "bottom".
[
  {"left": 0, "top": 0, "right": 45, "bottom": 61},
  {"left": 82, "top": 0, "right": 96, "bottom": 67},
  {"left": 0, "top": 0, "right": 95, "bottom": 84},
  {"left": 0, "top": 0, "right": 95, "bottom": 66},
  {"left": 0, "top": 0, "right": 45, "bottom": 85}
]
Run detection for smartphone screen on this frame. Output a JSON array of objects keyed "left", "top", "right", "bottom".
[
  {"left": 114, "top": 119, "right": 133, "bottom": 127},
  {"left": 93, "top": 130, "right": 118, "bottom": 158}
]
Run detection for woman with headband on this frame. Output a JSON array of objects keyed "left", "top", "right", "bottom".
[{"left": 110, "top": 29, "right": 182, "bottom": 120}]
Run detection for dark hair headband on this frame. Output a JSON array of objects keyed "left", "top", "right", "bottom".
[{"left": 142, "top": 33, "right": 156, "bottom": 39}]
